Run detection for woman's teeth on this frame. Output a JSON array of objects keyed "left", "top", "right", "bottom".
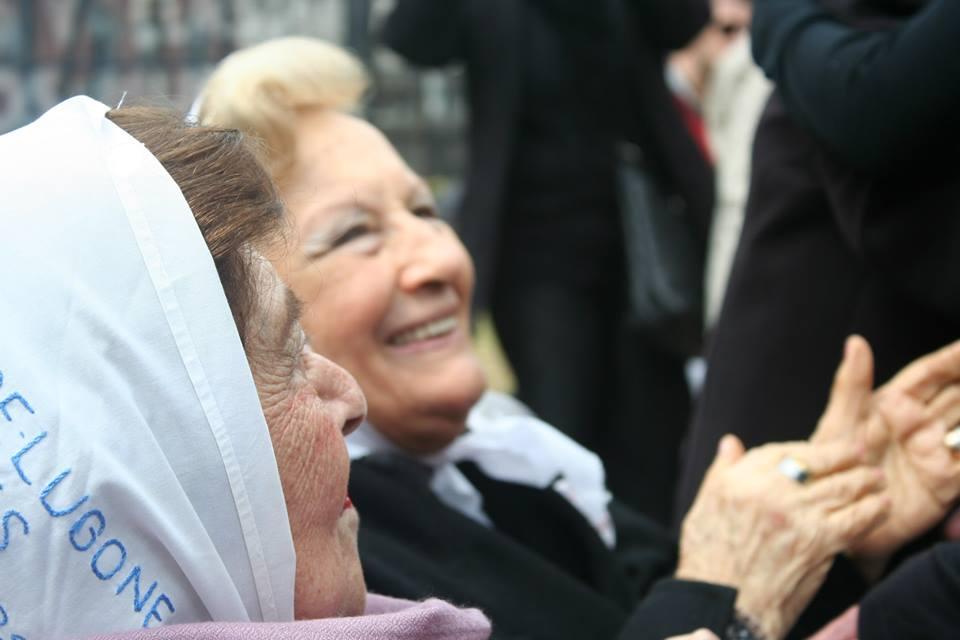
[{"left": 390, "top": 316, "right": 457, "bottom": 346}]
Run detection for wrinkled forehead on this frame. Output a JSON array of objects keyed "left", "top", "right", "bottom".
[{"left": 286, "top": 109, "right": 417, "bottom": 191}]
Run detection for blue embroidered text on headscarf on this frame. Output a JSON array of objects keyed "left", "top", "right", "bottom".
[{"left": 0, "top": 97, "right": 296, "bottom": 639}]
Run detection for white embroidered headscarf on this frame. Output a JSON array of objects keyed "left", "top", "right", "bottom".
[{"left": 0, "top": 97, "right": 296, "bottom": 639}]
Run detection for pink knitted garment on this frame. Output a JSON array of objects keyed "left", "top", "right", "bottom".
[{"left": 76, "top": 595, "right": 491, "bottom": 640}]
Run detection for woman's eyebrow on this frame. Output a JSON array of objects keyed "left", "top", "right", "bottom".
[
  {"left": 300, "top": 194, "right": 372, "bottom": 237},
  {"left": 407, "top": 180, "right": 433, "bottom": 203}
]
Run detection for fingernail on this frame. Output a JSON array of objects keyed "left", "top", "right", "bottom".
[
  {"left": 718, "top": 434, "right": 736, "bottom": 456},
  {"left": 845, "top": 336, "right": 856, "bottom": 360}
]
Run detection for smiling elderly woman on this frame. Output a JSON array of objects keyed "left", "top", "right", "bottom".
[{"left": 198, "top": 37, "right": 960, "bottom": 640}]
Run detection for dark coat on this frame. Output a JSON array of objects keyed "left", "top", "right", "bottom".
[
  {"left": 859, "top": 542, "right": 960, "bottom": 639},
  {"left": 676, "top": 0, "right": 960, "bottom": 516},
  {"left": 349, "top": 454, "right": 736, "bottom": 640},
  {"left": 381, "top": 0, "right": 714, "bottom": 311},
  {"left": 676, "top": 91, "right": 960, "bottom": 514},
  {"left": 752, "top": 0, "right": 959, "bottom": 175}
]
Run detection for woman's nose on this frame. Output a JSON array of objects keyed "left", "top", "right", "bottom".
[
  {"left": 303, "top": 348, "right": 367, "bottom": 435},
  {"left": 396, "top": 218, "right": 470, "bottom": 292}
]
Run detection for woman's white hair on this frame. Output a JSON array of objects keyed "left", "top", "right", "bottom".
[{"left": 198, "top": 36, "right": 369, "bottom": 179}]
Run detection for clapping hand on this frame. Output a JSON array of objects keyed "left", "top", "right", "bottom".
[
  {"left": 813, "top": 335, "right": 960, "bottom": 561},
  {"left": 677, "top": 434, "right": 887, "bottom": 640}
]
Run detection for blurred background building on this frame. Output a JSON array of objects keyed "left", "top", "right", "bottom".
[
  {"left": 0, "top": 0, "right": 516, "bottom": 390},
  {"left": 0, "top": 0, "right": 466, "bottom": 191}
]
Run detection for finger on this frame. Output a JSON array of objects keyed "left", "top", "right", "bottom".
[
  {"left": 703, "top": 434, "right": 745, "bottom": 485},
  {"left": 874, "top": 389, "right": 926, "bottom": 440},
  {"left": 785, "top": 440, "right": 866, "bottom": 478},
  {"left": 884, "top": 338, "right": 960, "bottom": 403},
  {"left": 924, "top": 384, "right": 960, "bottom": 436},
  {"left": 813, "top": 335, "right": 874, "bottom": 443},
  {"left": 802, "top": 466, "right": 885, "bottom": 511},
  {"left": 824, "top": 492, "right": 891, "bottom": 551}
]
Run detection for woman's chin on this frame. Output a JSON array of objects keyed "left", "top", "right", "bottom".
[
  {"left": 326, "top": 511, "right": 367, "bottom": 618},
  {"left": 436, "top": 356, "right": 489, "bottom": 414},
  {"left": 337, "top": 562, "right": 367, "bottom": 618},
  {"left": 368, "top": 361, "right": 488, "bottom": 453}
]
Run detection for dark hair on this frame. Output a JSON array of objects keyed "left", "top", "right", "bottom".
[{"left": 106, "top": 106, "right": 284, "bottom": 347}]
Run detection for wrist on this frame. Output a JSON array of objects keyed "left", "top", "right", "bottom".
[
  {"left": 734, "top": 596, "right": 783, "bottom": 640},
  {"left": 725, "top": 609, "right": 770, "bottom": 640}
]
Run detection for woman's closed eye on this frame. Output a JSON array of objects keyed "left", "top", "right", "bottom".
[
  {"left": 411, "top": 204, "right": 439, "bottom": 220},
  {"left": 306, "top": 211, "right": 383, "bottom": 259},
  {"left": 331, "top": 221, "right": 376, "bottom": 247}
]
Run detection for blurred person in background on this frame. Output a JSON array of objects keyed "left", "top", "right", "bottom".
[
  {"left": 666, "top": 0, "right": 772, "bottom": 331},
  {"left": 378, "top": 0, "right": 715, "bottom": 524},
  {"left": 199, "top": 36, "right": 960, "bottom": 640}
]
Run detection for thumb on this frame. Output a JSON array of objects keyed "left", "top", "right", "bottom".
[
  {"left": 814, "top": 335, "right": 874, "bottom": 443},
  {"left": 705, "top": 434, "right": 745, "bottom": 479}
]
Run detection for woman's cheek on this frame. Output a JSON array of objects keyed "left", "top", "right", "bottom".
[{"left": 311, "top": 407, "right": 351, "bottom": 497}]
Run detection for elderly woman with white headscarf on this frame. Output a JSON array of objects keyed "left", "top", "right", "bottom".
[
  {"left": 197, "top": 37, "right": 960, "bottom": 640},
  {"left": 0, "top": 97, "right": 493, "bottom": 640}
]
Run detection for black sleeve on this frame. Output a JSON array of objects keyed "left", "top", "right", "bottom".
[
  {"left": 380, "top": 0, "right": 466, "bottom": 66},
  {"left": 751, "top": 0, "right": 960, "bottom": 174},
  {"left": 625, "top": 0, "right": 711, "bottom": 50},
  {"left": 618, "top": 579, "right": 736, "bottom": 639},
  {"left": 859, "top": 542, "right": 960, "bottom": 640},
  {"left": 608, "top": 499, "right": 678, "bottom": 599}
]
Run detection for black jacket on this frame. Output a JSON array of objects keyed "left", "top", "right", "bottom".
[
  {"left": 350, "top": 454, "right": 735, "bottom": 640},
  {"left": 860, "top": 542, "right": 960, "bottom": 639},
  {"left": 381, "top": 0, "right": 714, "bottom": 311},
  {"left": 752, "top": 0, "right": 960, "bottom": 175}
]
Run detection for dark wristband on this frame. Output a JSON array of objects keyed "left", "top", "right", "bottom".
[{"left": 724, "top": 609, "right": 768, "bottom": 640}]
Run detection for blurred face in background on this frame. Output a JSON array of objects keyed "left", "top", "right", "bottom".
[
  {"left": 712, "top": 0, "right": 752, "bottom": 36},
  {"left": 271, "top": 109, "right": 486, "bottom": 454},
  {"left": 710, "top": 0, "right": 753, "bottom": 32},
  {"left": 668, "top": 0, "right": 753, "bottom": 100}
]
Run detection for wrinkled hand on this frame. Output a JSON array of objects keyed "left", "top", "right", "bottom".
[
  {"left": 676, "top": 436, "right": 887, "bottom": 640},
  {"left": 813, "top": 336, "right": 960, "bottom": 559}
]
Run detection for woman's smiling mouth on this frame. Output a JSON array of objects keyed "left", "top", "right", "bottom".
[{"left": 388, "top": 316, "right": 458, "bottom": 347}]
